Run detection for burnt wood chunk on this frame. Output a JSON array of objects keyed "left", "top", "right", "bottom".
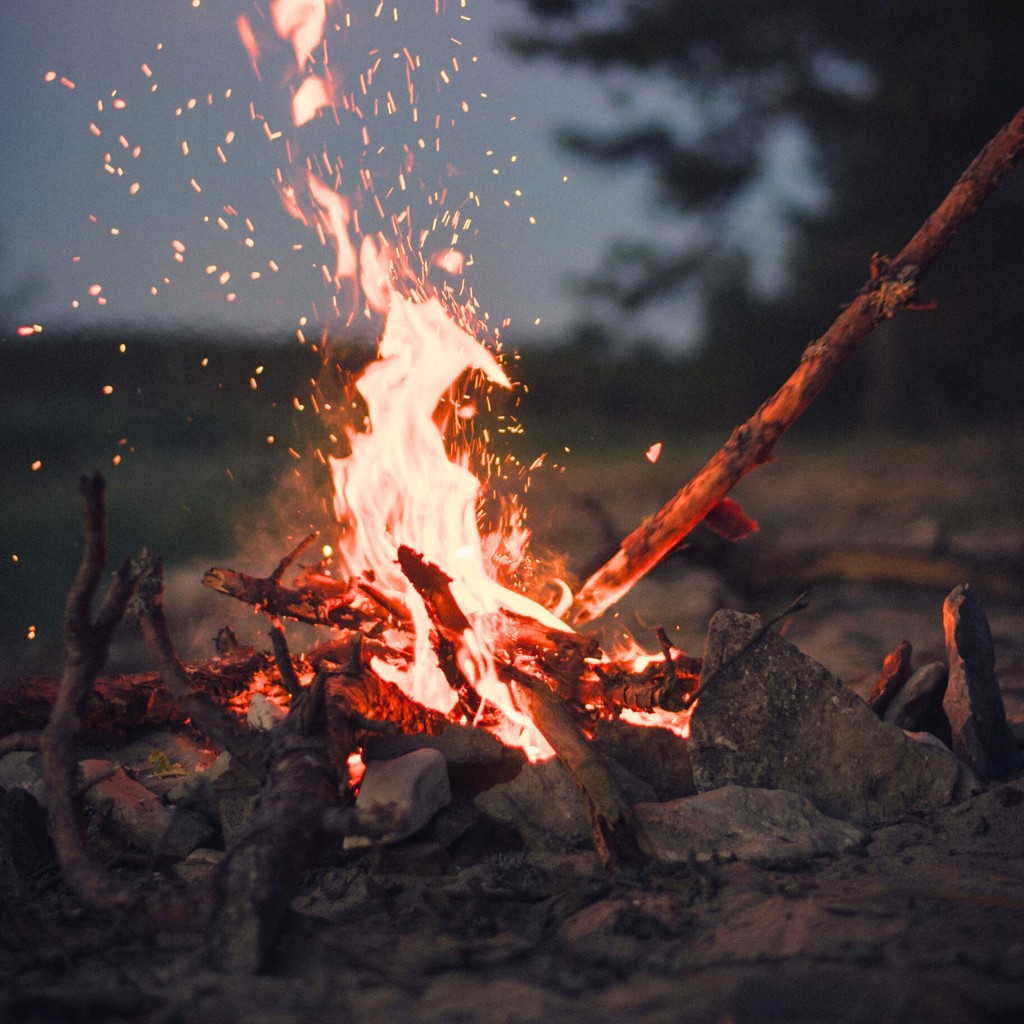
[
  {"left": 942, "top": 585, "right": 1023, "bottom": 783},
  {"left": 866, "top": 640, "right": 913, "bottom": 717}
]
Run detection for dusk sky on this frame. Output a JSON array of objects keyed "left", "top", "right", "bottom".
[{"left": 0, "top": 0, "right": 666, "bottom": 346}]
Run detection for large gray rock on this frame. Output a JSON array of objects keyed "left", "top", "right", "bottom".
[
  {"left": 635, "top": 786, "right": 868, "bottom": 867},
  {"left": 942, "top": 585, "right": 1023, "bottom": 783},
  {"left": 474, "top": 754, "right": 656, "bottom": 853},
  {"left": 689, "top": 610, "right": 977, "bottom": 826},
  {"left": 345, "top": 748, "right": 452, "bottom": 848},
  {"left": 0, "top": 751, "right": 46, "bottom": 806}
]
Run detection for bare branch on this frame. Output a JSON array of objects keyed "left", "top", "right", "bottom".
[{"left": 571, "top": 105, "right": 1024, "bottom": 624}]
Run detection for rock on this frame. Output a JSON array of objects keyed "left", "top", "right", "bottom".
[
  {"left": 473, "top": 754, "right": 656, "bottom": 853},
  {"left": 0, "top": 787, "right": 55, "bottom": 895},
  {"left": 475, "top": 757, "right": 591, "bottom": 853},
  {"left": 81, "top": 759, "right": 215, "bottom": 858},
  {"left": 590, "top": 719, "right": 696, "bottom": 801},
  {"left": 0, "top": 751, "right": 46, "bottom": 806},
  {"left": 104, "top": 728, "right": 221, "bottom": 799},
  {"left": 166, "top": 750, "right": 234, "bottom": 820},
  {"left": 362, "top": 724, "right": 526, "bottom": 795},
  {"left": 176, "top": 847, "right": 226, "bottom": 886},
  {"left": 942, "top": 584, "right": 1023, "bottom": 782},
  {"left": 208, "top": 753, "right": 263, "bottom": 849},
  {"left": 636, "top": 786, "right": 868, "bottom": 868},
  {"left": 345, "top": 748, "right": 452, "bottom": 848},
  {"left": 248, "top": 692, "right": 287, "bottom": 731},
  {"left": 688, "top": 610, "right": 978, "bottom": 826},
  {"left": 884, "top": 662, "right": 951, "bottom": 744},
  {"left": 903, "top": 730, "right": 953, "bottom": 754}
]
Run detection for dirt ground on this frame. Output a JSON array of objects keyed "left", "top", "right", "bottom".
[{"left": 3, "top": 429, "right": 1024, "bottom": 1023}]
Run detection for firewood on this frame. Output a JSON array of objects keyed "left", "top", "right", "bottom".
[
  {"left": 137, "top": 554, "right": 267, "bottom": 774},
  {"left": 38, "top": 474, "right": 208, "bottom": 928},
  {"left": 507, "top": 665, "right": 642, "bottom": 871},
  {"left": 392, "top": 546, "right": 642, "bottom": 869},
  {"left": 867, "top": 641, "right": 914, "bottom": 717},
  {"left": 570, "top": 105, "right": 1024, "bottom": 624},
  {"left": 324, "top": 643, "right": 451, "bottom": 738},
  {"left": 202, "top": 564, "right": 376, "bottom": 631},
  {"left": 206, "top": 672, "right": 343, "bottom": 973}
]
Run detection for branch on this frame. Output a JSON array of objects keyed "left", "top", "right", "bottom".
[
  {"left": 570, "top": 105, "right": 1024, "bottom": 624},
  {"left": 506, "top": 665, "right": 641, "bottom": 872},
  {"left": 38, "top": 474, "right": 207, "bottom": 927},
  {"left": 137, "top": 554, "right": 266, "bottom": 774},
  {"left": 202, "top": 565, "right": 376, "bottom": 631}
]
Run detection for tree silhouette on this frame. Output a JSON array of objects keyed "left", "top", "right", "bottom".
[{"left": 506, "top": 0, "right": 1024, "bottom": 426}]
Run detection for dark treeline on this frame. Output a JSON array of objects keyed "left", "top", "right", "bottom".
[{"left": 505, "top": 0, "right": 1024, "bottom": 431}]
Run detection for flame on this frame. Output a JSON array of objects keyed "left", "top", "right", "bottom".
[
  {"left": 271, "top": 0, "right": 327, "bottom": 70},
  {"left": 234, "top": 0, "right": 591, "bottom": 756},
  {"left": 327, "top": 293, "right": 568, "bottom": 754},
  {"left": 292, "top": 74, "right": 333, "bottom": 126}
]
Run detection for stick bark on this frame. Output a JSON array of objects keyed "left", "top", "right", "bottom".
[
  {"left": 571, "top": 105, "right": 1024, "bottom": 624},
  {"left": 38, "top": 474, "right": 207, "bottom": 927}
]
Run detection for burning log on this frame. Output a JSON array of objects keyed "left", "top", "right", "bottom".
[
  {"left": 395, "top": 545, "right": 643, "bottom": 868},
  {"left": 570, "top": 105, "right": 1024, "bottom": 625},
  {"left": 202, "top": 565, "right": 379, "bottom": 631},
  {"left": 508, "top": 666, "right": 642, "bottom": 870}
]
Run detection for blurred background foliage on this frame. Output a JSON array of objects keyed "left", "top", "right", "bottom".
[
  {"left": 5, "top": 1, "right": 1024, "bottom": 674},
  {"left": 505, "top": 0, "right": 1024, "bottom": 430}
]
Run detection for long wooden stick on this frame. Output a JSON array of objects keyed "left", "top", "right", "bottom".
[{"left": 570, "top": 105, "right": 1024, "bottom": 625}]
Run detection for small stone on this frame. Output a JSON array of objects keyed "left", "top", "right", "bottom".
[
  {"left": 473, "top": 754, "right": 655, "bottom": 853},
  {"left": 248, "top": 692, "right": 287, "bottom": 731},
  {"left": 689, "top": 610, "right": 978, "bottom": 826},
  {"left": 636, "top": 785, "right": 868, "bottom": 867},
  {"left": 176, "top": 847, "right": 226, "bottom": 886},
  {"left": 590, "top": 719, "right": 695, "bottom": 801},
  {"left": 942, "top": 584, "right": 1023, "bottom": 782},
  {"left": 345, "top": 748, "right": 452, "bottom": 848},
  {"left": 884, "top": 662, "right": 951, "bottom": 743},
  {"left": 81, "top": 759, "right": 215, "bottom": 858},
  {"left": 0, "top": 751, "right": 46, "bottom": 806},
  {"left": 903, "top": 730, "right": 953, "bottom": 754}
]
